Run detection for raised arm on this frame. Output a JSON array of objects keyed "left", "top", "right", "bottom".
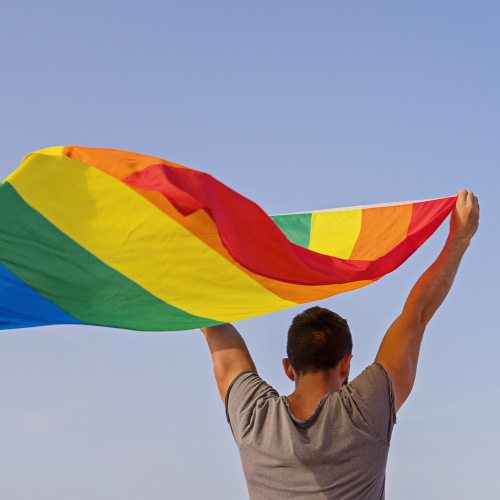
[
  {"left": 375, "top": 190, "right": 479, "bottom": 412},
  {"left": 201, "top": 324, "right": 256, "bottom": 402}
]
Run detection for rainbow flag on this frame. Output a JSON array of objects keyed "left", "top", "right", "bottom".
[{"left": 0, "top": 147, "right": 456, "bottom": 331}]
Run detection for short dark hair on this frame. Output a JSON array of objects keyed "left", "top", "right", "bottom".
[{"left": 286, "top": 306, "right": 353, "bottom": 376}]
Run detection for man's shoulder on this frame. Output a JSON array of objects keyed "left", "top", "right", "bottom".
[
  {"left": 340, "top": 363, "right": 397, "bottom": 444},
  {"left": 225, "top": 370, "right": 279, "bottom": 409},
  {"left": 225, "top": 370, "right": 281, "bottom": 440}
]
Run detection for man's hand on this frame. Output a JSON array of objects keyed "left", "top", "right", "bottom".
[
  {"left": 375, "top": 190, "right": 479, "bottom": 412},
  {"left": 450, "top": 189, "right": 480, "bottom": 244},
  {"left": 202, "top": 324, "right": 256, "bottom": 402}
]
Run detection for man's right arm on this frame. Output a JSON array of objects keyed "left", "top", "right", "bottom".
[
  {"left": 375, "top": 190, "right": 479, "bottom": 413},
  {"left": 201, "top": 324, "right": 257, "bottom": 402}
]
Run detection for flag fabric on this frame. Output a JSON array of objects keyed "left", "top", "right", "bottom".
[{"left": 0, "top": 147, "right": 456, "bottom": 331}]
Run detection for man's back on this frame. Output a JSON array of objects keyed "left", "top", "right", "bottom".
[{"left": 226, "top": 364, "right": 396, "bottom": 500}]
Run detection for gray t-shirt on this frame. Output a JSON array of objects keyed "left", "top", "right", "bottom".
[{"left": 225, "top": 363, "right": 396, "bottom": 500}]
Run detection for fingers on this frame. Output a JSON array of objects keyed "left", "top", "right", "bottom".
[
  {"left": 457, "top": 189, "right": 467, "bottom": 202},
  {"left": 457, "top": 189, "right": 478, "bottom": 207}
]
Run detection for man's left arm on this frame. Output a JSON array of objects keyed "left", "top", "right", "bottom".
[
  {"left": 201, "top": 324, "right": 256, "bottom": 402},
  {"left": 375, "top": 190, "right": 479, "bottom": 412}
]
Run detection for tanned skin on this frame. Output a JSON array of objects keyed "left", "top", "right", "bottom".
[
  {"left": 202, "top": 189, "right": 479, "bottom": 418},
  {"left": 201, "top": 323, "right": 256, "bottom": 401}
]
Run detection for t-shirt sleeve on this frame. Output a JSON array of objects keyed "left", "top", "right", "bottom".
[
  {"left": 341, "top": 362, "right": 397, "bottom": 445},
  {"left": 225, "top": 370, "right": 278, "bottom": 448}
]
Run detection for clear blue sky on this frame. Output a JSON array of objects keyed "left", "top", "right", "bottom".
[{"left": 0, "top": 1, "right": 498, "bottom": 498}]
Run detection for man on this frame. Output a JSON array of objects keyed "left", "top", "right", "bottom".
[{"left": 202, "top": 189, "right": 479, "bottom": 500}]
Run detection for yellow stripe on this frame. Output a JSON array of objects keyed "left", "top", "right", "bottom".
[
  {"left": 32, "top": 146, "right": 66, "bottom": 156},
  {"left": 3, "top": 148, "right": 66, "bottom": 184},
  {"left": 8, "top": 153, "right": 295, "bottom": 322},
  {"left": 309, "top": 210, "right": 362, "bottom": 259}
]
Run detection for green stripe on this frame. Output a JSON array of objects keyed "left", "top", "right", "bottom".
[
  {"left": 271, "top": 213, "right": 312, "bottom": 249},
  {"left": 0, "top": 182, "right": 222, "bottom": 331}
]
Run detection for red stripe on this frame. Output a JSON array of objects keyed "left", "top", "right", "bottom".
[
  {"left": 407, "top": 197, "right": 457, "bottom": 245},
  {"left": 123, "top": 164, "right": 456, "bottom": 286}
]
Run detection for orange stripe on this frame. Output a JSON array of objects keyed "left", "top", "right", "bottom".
[
  {"left": 349, "top": 204, "right": 413, "bottom": 260},
  {"left": 271, "top": 279, "right": 374, "bottom": 303},
  {"left": 63, "top": 146, "right": 190, "bottom": 181}
]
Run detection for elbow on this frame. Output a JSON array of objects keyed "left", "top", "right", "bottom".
[
  {"left": 420, "top": 306, "right": 437, "bottom": 327},
  {"left": 406, "top": 301, "right": 432, "bottom": 329}
]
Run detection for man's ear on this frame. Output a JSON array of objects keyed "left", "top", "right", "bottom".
[
  {"left": 282, "top": 358, "right": 295, "bottom": 382},
  {"left": 340, "top": 354, "right": 353, "bottom": 381}
]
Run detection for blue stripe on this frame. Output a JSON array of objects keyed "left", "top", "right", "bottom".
[{"left": 0, "top": 262, "right": 82, "bottom": 329}]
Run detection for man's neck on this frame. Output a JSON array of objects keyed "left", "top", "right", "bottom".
[{"left": 286, "top": 370, "right": 342, "bottom": 421}]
